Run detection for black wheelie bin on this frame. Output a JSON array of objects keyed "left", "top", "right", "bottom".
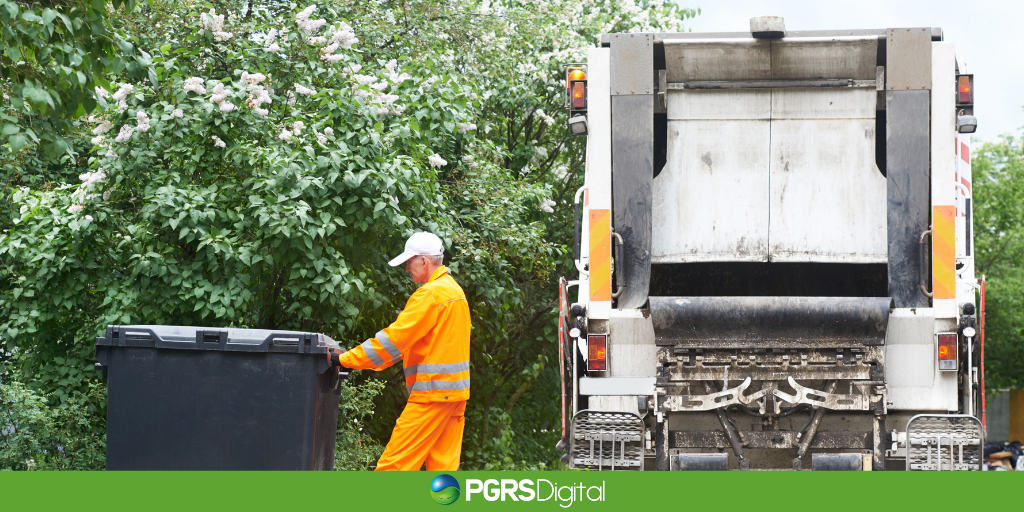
[{"left": 94, "top": 325, "right": 348, "bottom": 470}]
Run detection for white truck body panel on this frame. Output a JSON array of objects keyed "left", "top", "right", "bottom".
[
  {"left": 768, "top": 88, "right": 886, "bottom": 263},
  {"left": 583, "top": 47, "right": 612, "bottom": 320},
  {"left": 654, "top": 90, "right": 771, "bottom": 263},
  {"left": 931, "top": 41, "right": 959, "bottom": 320},
  {"left": 655, "top": 86, "right": 886, "bottom": 264},
  {"left": 885, "top": 308, "right": 959, "bottom": 411}
]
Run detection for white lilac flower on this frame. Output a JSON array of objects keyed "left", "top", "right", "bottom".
[
  {"left": 539, "top": 198, "right": 556, "bottom": 213},
  {"left": 68, "top": 204, "right": 84, "bottom": 213},
  {"left": 114, "top": 125, "right": 134, "bottom": 143},
  {"left": 379, "top": 94, "right": 399, "bottom": 105},
  {"left": 78, "top": 170, "right": 106, "bottom": 185},
  {"left": 93, "top": 120, "right": 114, "bottom": 135},
  {"left": 554, "top": 165, "right": 569, "bottom": 181},
  {"left": 95, "top": 87, "right": 110, "bottom": 99},
  {"left": 315, "top": 130, "right": 327, "bottom": 145},
  {"left": 117, "top": 99, "right": 127, "bottom": 112},
  {"left": 346, "top": 64, "right": 362, "bottom": 75},
  {"left": 184, "top": 77, "right": 206, "bottom": 95},
  {"left": 210, "top": 83, "right": 230, "bottom": 104},
  {"left": 211, "top": 135, "right": 226, "bottom": 148},
  {"left": 201, "top": 9, "right": 224, "bottom": 32},
  {"left": 427, "top": 154, "right": 448, "bottom": 167},
  {"left": 332, "top": 26, "right": 358, "bottom": 48},
  {"left": 353, "top": 74, "right": 376, "bottom": 86},
  {"left": 255, "top": 107, "right": 269, "bottom": 117},
  {"left": 323, "top": 127, "right": 334, "bottom": 136},
  {"left": 458, "top": 123, "right": 477, "bottom": 134},
  {"left": 536, "top": 109, "right": 555, "bottom": 126},
  {"left": 295, "top": 84, "right": 316, "bottom": 96},
  {"left": 213, "top": 31, "right": 233, "bottom": 42},
  {"left": 322, "top": 53, "right": 344, "bottom": 64},
  {"left": 321, "top": 42, "right": 339, "bottom": 55},
  {"left": 292, "top": 121, "right": 304, "bottom": 133},
  {"left": 136, "top": 111, "right": 151, "bottom": 132},
  {"left": 353, "top": 89, "right": 369, "bottom": 99},
  {"left": 306, "top": 36, "right": 327, "bottom": 45},
  {"left": 241, "top": 72, "right": 267, "bottom": 86},
  {"left": 220, "top": 101, "right": 237, "bottom": 113},
  {"left": 376, "top": 106, "right": 390, "bottom": 115},
  {"left": 371, "top": 81, "right": 389, "bottom": 91},
  {"left": 389, "top": 72, "right": 411, "bottom": 84},
  {"left": 385, "top": 59, "right": 398, "bottom": 72},
  {"left": 287, "top": 92, "right": 296, "bottom": 106},
  {"left": 278, "top": 128, "right": 293, "bottom": 141},
  {"left": 391, "top": 105, "right": 406, "bottom": 115},
  {"left": 420, "top": 76, "right": 438, "bottom": 91},
  {"left": 85, "top": 215, "right": 94, "bottom": 222},
  {"left": 267, "top": 43, "right": 281, "bottom": 53},
  {"left": 171, "top": 108, "right": 184, "bottom": 118},
  {"left": 91, "top": 136, "right": 104, "bottom": 145},
  {"left": 295, "top": 6, "right": 327, "bottom": 34},
  {"left": 103, "top": 190, "right": 111, "bottom": 201},
  {"left": 111, "top": 83, "right": 133, "bottom": 101}
]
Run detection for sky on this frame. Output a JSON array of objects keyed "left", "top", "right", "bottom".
[{"left": 677, "top": 0, "right": 1024, "bottom": 143}]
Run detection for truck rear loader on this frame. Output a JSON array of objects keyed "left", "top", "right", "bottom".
[{"left": 557, "top": 17, "right": 985, "bottom": 471}]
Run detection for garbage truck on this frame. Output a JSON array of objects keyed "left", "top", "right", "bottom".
[{"left": 557, "top": 17, "right": 986, "bottom": 471}]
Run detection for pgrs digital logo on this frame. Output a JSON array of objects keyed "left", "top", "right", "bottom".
[
  {"left": 431, "top": 474, "right": 461, "bottom": 505},
  {"left": 464, "top": 479, "right": 606, "bottom": 508}
]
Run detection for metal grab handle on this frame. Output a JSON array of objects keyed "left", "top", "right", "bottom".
[
  {"left": 574, "top": 200, "right": 581, "bottom": 262},
  {"left": 611, "top": 232, "right": 625, "bottom": 298},
  {"left": 919, "top": 228, "right": 933, "bottom": 298},
  {"left": 573, "top": 186, "right": 588, "bottom": 263}
]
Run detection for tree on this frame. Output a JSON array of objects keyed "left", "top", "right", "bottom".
[
  {"left": 0, "top": 0, "right": 698, "bottom": 470},
  {"left": 973, "top": 131, "right": 1024, "bottom": 392},
  {"left": 1, "top": 0, "right": 144, "bottom": 156}
]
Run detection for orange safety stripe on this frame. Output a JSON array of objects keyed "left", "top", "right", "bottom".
[
  {"left": 589, "top": 208, "right": 611, "bottom": 301},
  {"left": 933, "top": 205, "right": 956, "bottom": 299}
]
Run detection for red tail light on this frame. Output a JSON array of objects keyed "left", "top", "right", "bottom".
[
  {"left": 957, "top": 74, "right": 973, "bottom": 105},
  {"left": 587, "top": 334, "right": 607, "bottom": 371},
  {"left": 937, "top": 334, "right": 957, "bottom": 360},
  {"left": 571, "top": 81, "right": 586, "bottom": 109},
  {"left": 937, "top": 333, "right": 957, "bottom": 371}
]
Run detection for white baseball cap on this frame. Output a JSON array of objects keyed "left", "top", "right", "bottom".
[{"left": 388, "top": 232, "right": 445, "bottom": 267}]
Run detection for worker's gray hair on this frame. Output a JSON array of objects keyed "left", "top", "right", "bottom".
[{"left": 425, "top": 254, "right": 444, "bottom": 266}]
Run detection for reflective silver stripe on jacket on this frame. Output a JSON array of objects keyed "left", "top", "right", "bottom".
[
  {"left": 375, "top": 330, "right": 402, "bottom": 360},
  {"left": 360, "top": 340, "right": 384, "bottom": 366},
  {"left": 407, "top": 378, "right": 472, "bottom": 393},
  {"left": 404, "top": 361, "right": 471, "bottom": 377}
]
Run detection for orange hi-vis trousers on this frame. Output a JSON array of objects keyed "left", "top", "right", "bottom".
[{"left": 375, "top": 400, "right": 466, "bottom": 471}]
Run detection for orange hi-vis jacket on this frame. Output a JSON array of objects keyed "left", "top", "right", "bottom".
[{"left": 339, "top": 266, "right": 471, "bottom": 402}]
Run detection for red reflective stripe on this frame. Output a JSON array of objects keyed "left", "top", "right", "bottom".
[{"left": 961, "top": 142, "right": 970, "bottom": 163}]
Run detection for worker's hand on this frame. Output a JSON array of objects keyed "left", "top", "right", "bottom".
[{"left": 327, "top": 348, "right": 344, "bottom": 368}]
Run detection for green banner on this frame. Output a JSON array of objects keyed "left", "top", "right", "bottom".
[{"left": 1, "top": 471, "right": 1019, "bottom": 511}]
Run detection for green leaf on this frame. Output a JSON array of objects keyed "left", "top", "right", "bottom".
[{"left": 8, "top": 134, "right": 28, "bottom": 152}]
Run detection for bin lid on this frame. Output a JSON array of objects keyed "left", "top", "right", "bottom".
[{"left": 95, "top": 325, "right": 340, "bottom": 354}]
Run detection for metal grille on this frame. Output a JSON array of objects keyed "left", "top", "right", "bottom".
[
  {"left": 570, "top": 410, "right": 644, "bottom": 470},
  {"left": 906, "top": 414, "right": 983, "bottom": 471}
]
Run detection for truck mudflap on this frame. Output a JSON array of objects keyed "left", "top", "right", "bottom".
[
  {"left": 905, "top": 414, "right": 984, "bottom": 471},
  {"left": 650, "top": 296, "right": 893, "bottom": 346},
  {"left": 569, "top": 410, "right": 644, "bottom": 470}
]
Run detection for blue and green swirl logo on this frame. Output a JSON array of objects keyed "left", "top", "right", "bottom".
[{"left": 430, "top": 474, "right": 460, "bottom": 505}]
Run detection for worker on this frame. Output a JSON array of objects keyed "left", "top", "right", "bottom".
[{"left": 329, "top": 231, "right": 471, "bottom": 471}]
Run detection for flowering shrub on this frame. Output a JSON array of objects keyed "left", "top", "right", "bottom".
[{"left": 1, "top": 0, "right": 695, "bottom": 470}]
